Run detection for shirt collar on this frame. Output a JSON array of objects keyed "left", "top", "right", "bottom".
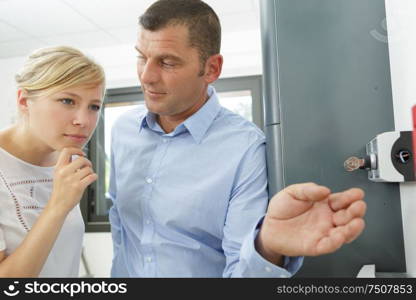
[
  {"left": 139, "top": 111, "right": 158, "bottom": 131},
  {"left": 183, "top": 85, "right": 221, "bottom": 143},
  {"left": 138, "top": 85, "right": 221, "bottom": 143}
]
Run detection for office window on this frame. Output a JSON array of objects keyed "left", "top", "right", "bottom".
[
  {"left": 81, "top": 76, "right": 262, "bottom": 232},
  {"left": 218, "top": 90, "right": 253, "bottom": 122},
  {"left": 103, "top": 102, "right": 145, "bottom": 208}
]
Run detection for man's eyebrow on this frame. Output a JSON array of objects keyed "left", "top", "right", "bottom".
[
  {"left": 134, "top": 47, "right": 183, "bottom": 62},
  {"left": 159, "top": 54, "right": 182, "bottom": 62}
]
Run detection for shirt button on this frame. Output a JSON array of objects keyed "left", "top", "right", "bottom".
[
  {"left": 145, "top": 220, "right": 151, "bottom": 225},
  {"left": 146, "top": 178, "right": 153, "bottom": 184},
  {"left": 163, "top": 139, "right": 168, "bottom": 143},
  {"left": 265, "top": 266, "right": 272, "bottom": 273},
  {"left": 146, "top": 257, "right": 152, "bottom": 263}
]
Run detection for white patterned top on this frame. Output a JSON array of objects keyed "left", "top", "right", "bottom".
[{"left": 0, "top": 147, "right": 84, "bottom": 277}]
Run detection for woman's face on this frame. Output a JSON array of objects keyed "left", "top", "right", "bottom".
[{"left": 25, "top": 84, "right": 104, "bottom": 150}]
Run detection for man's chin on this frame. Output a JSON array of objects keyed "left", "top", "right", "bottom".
[{"left": 146, "top": 104, "right": 170, "bottom": 116}]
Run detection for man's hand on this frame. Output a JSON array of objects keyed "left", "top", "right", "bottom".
[{"left": 255, "top": 183, "right": 366, "bottom": 265}]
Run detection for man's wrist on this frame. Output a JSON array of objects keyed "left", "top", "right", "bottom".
[{"left": 255, "top": 225, "right": 284, "bottom": 267}]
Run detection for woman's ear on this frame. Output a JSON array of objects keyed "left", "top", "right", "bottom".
[{"left": 17, "top": 89, "right": 30, "bottom": 115}]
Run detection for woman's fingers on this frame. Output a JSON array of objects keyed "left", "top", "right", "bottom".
[
  {"left": 74, "top": 166, "right": 95, "bottom": 181},
  {"left": 65, "top": 156, "right": 92, "bottom": 174},
  {"left": 55, "top": 148, "right": 85, "bottom": 168},
  {"left": 80, "top": 173, "right": 98, "bottom": 188}
]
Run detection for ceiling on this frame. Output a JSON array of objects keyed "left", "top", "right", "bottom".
[{"left": 0, "top": 0, "right": 261, "bottom": 59}]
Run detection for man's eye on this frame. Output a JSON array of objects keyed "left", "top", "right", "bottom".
[
  {"left": 60, "top": 98, "right": 74, "bottom": 105},
  {"left": 137, "top": 56, "right": 146, "bottom": 63},
  {"left": 162, "top": 61, "right": 175, "bottom": 67}
]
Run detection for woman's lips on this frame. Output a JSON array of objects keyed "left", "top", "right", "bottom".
[{"left": 64, "top": 134, "right": 87, "bottom": 143}]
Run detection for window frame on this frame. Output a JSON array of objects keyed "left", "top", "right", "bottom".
[{"left": 81, "top": 75, "right": 263, "bottom": 232}]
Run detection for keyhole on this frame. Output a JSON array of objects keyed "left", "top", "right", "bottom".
[{"left": 395, "top": 150, "right": 411, "bottom": 164}]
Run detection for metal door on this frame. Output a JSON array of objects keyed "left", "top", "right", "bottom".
[{"left": 260, "top": 0, "right": 405, "bottom": 277}]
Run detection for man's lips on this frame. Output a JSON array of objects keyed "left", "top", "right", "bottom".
[{"left": 144, "top": 89, "right": 167, "bottom": 96}]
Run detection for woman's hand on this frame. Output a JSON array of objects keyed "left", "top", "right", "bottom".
[{"left": 48, "top": 147, "right": 97, "bottom": 215}]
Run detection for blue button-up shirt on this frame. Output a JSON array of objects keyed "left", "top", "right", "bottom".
[{"left": 109, "top": 86, "right": 302, "bottom": 277}]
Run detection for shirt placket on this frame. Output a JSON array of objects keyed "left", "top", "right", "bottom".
[{"left": 140, "top": 134, "right": 171, "bottom": 276}]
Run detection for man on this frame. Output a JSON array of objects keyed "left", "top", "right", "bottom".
[{"left": 109, "top": 0, "right": 366, "bottom": 277}]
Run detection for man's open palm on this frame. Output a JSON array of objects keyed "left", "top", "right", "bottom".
[{"left": 258, "top": 183, "right": 367, "bottom": 259}]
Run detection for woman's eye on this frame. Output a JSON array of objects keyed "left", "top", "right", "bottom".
[
  {"left": 60, "top": 98, "right": 74, "bottom": 105},
  {"left": 90, "top": 104, "right": 101, "bottom": 111}
]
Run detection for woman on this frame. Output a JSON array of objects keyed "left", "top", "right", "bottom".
[{"left": 0, "top": 46, "right": 105, "bottom": 277}]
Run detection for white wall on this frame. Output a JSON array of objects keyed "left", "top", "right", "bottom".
[
  {"left": 386, "top": 0, "right": 416, "bottom": 277},
  {"left": 0, "top": 57, "right": 23, "bottom": 129},
  {"left": 79, "top": 233, "right": 113, "bottom": 278}
]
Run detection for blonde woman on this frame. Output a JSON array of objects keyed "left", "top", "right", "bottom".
[{"left": 0, "top": 46, "right": 105, "bottom": 277}]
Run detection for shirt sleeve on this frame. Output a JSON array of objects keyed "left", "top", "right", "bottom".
[
  {"left": 221, "top": 139, "right": 303, "bottom": 277},
  {"left": 237, "top": 217, "right": 304, "bottom": 277}
]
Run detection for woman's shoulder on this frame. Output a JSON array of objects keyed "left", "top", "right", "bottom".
[
  {"left": 0, "top": 129, "right": 27, "bottom": 176},
  {"left": 0, "top": 130, "right": 15, "bottom": 163},
  {"left": 0, "top": 127, "right": 14, "bottom": 152},
  {"left": 0, "top": 130, "right": 7, "bottom": 147}
]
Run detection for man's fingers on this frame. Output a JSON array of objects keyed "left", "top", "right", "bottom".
[
  {"left": 56, "top": 147, "right": 85, "bottom": 168},
  {"left": 315, "top": 231, "right": 345, "bottom": 256},
  {"left": 315, "top": 218, "right": 365, "bottom": 256},
  {"left": 285, "top": 183, "right": 331, "bottom": 202},
  {"left": 333, "top": 200, "right": 367, "bottom": 226},
  {"left": 344, "top": 218, "right": 366, "bottom": 243},
  {"left": 329, "top": 188, "right": 365, "bottom": 211}
]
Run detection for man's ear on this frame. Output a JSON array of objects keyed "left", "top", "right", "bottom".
[
  {"left": 203, "top": 54, "right": 223, "bottom": 84},
  {"left": 17, "top": 89, "right": 30, "bottom": 115}
]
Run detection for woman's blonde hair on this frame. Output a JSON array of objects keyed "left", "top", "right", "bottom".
[{"left": 15, "top": 46, "right": 105, "bottom": 98}]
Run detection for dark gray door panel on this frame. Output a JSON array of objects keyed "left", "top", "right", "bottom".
[{"left": 261, "top": 0, "right": 405, "bottom": 277}]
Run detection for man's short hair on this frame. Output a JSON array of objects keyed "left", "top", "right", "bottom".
[{"left": 139, "top": 0, "right": 221, "bottom": 65}]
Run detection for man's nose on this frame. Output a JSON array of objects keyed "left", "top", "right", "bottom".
[{"left": 139, "top": 61, "right": 160, "bottom": 84}]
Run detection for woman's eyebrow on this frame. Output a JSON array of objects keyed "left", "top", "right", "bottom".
[
  {"left": 59, "top": 92, "right": 81, "bottom": 99},
  {"left": 59, "top": 92, "right": 102, "bottom": 103}
]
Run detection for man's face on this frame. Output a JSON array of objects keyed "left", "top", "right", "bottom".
[{"left": 136, "top": 25, "right": 209, "bottom": 118}]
